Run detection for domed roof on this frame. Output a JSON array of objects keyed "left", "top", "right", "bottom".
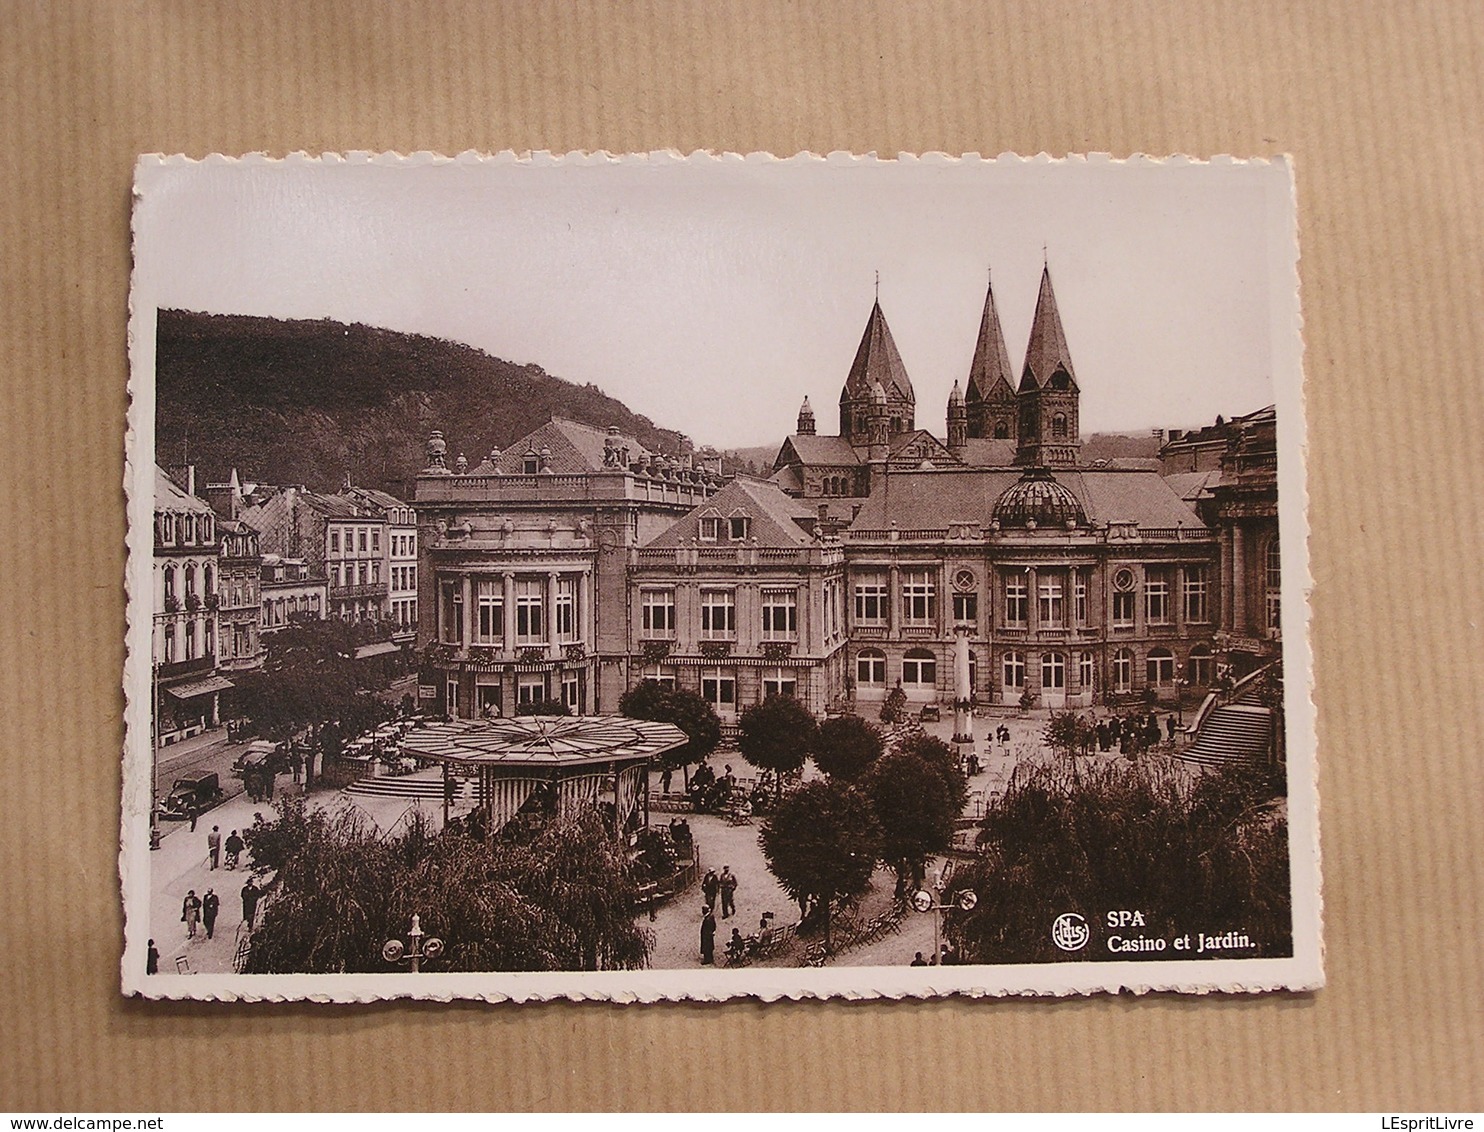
[{"left": 992, "top": 467, "right": 1086, "bottom": 528}]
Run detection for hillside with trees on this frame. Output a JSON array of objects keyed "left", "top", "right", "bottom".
[{"left": 154, "top": 309, "right": 692, "bottom": 496}]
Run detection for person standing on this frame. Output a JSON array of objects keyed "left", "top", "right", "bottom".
[
  {"left": 207, "top": 825, "right": 222, "bottom": 869},
  {"left": 291, "top": 748, "right": 303, "bottom": 786},
  {"left": 146, "top": 939, "right": 159, "bottom": 975},
  {"left": 719, "top": 865, "right": 738, "bottom": 920},
  {"left": 700, "top": 905, "right": 717, "bottom": 965},
  {"left": 181, "top": 890, "right": 201, "bottom": 939},
  {"left": 224, "top": 829, "right": 244, "bottom": 869},
  {"left": 202, "top": 888, "right": 220, "bottom": 940},
  {"left": 241, "top": 878, "right": 260, "bottom": 927},
  {"left": 702, "top": 868, "right": 720, "bottom": 909}
]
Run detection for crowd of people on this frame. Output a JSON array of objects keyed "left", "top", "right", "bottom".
[{"left": 1095, "top": 711, "right": 1180, "bottom": 756}]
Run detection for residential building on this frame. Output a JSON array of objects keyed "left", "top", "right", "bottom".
[
  {"left": 242, "top": 487, "right": 388, "bottom": 623},
  {"left": 342, "top": 482, "right": 418, "bottom": 642},
  {"left": 259, "top": 554, "right": 327, "bottom": 632}
]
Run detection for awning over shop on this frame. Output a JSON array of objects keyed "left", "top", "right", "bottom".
[
  {"left": 355, "top": 640, "right": 401, "bottom": 660},
  {"left": 165, "top": 674, "right": 235, "bottom": 699}
]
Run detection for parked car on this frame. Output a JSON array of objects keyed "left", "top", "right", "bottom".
[{"left": 160, "top": 772, "right": 223, "bottom": 821}]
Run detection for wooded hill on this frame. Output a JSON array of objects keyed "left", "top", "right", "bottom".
[{"left": 154, "top": 309, "right": 691, "bottom": 496}]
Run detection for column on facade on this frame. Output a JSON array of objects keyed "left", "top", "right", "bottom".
[
  {"left": 937, "top": 562, "right": 949, "bottom": 636},
  {"left": 888, "top": 564, "right": 900, "bottom": 634},
  {"left": 1231, "top": 525, "right": 1247, "bottom": 634},
  {"left": 580, "top": 569, "right": 594, "bottom": 647},
  {"left": 1218, "top": 528, "right": 1233, "bottom": 632},
  {"left": 460, "top": 573, "right": 473, "bottom": 649},
  {"left": 502, "top": 572, "right": 516, "bottom": 655},
  {"left": 547, "top": 571, "right": 560, "bottom": 650},
  {"left": 1026, "top": 565, "right": 1040, "bottom": 696},
  {"left": 1174, "top": 563, "right": 1187, "bottom": 635}
]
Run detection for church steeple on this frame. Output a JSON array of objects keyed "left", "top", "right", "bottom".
[
  {"left": 840, "top": 297, "right": 915, "bottom": 443},
  {"left": 965, "top": 272, "right": 1018, "bottom": 440},
  {"left": 947, "top": 380, "right": 967, "bottom": 455},
  {"left": 1015, "top": 264, "right": 1081, "bottom": 467},
  {"left": 796, "top": 396, "right": 816, "bottom": 435}
]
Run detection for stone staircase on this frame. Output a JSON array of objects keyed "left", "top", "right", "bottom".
[
  {"left": 1178, "top": 703, "right": 1273, "bottom": 768},
  {"left": 345, "top": 768, "right": 473, "bottom": 801}
]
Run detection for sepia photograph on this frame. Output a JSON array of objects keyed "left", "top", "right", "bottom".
[{"left": 123, "top": 152, "right": 1317, "bottom": 1001}]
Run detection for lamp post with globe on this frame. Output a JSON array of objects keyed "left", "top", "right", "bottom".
[
  {"left": 912, "top": 870, "right": 978, "bottom": 967},
  {"left": 383, "top": 914, "right": 444, "bottom": 973}
]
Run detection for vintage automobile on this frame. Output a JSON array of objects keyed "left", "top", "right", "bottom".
[{"left": 160, "top": 772, "right": 224, "bottom": 821}]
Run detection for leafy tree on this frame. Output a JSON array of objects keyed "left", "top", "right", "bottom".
[
  {"left": 760, "top": 780, "right": 883, "bottom": 948},
  {"left": 813, "top": 715, "right": 884, "bottom": 781},
  {"left": 862, "top": 747, "right": 965, "bottom": 894},
  {"left": 895, "top": 733, "right": 969, "bottom": 814},
  {"left": 738, "top": 694, "right": 818, "bottom": 798},
  {"left": 1043, "top": 710, "right": 1096, "bottom": 758},
  {"left": 947, "top": 759, "right": 1291, "bottom": 965},
  {"left": 242, "top": 804, "right": 652, "bottom": 973},
  {"left": 234, "top": 618, "right": 389, "bottom": 740},
  {"left": 879, "top": 683, "right": 909, "bottom": 724},
  {"left": 618, "top": 681, "right": 721, "bottom": 786}
]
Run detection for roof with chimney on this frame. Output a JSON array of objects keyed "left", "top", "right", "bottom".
[
  {"left": 155, "top": 466, "right": 212, "bottom": 515},
  {"left": 646, "top": 476, "right": 819, "bottom": 549},
  {"left": 1020, "top": 265, "right": 1078, "bottom": 391},
  {"left": 850, "top": 466, "right": 1205, "bottom": 532},
  {"left": 840, "top": 300, "right": 915, "bottom": 405},
  {"left": 965, "top": 276, "right": 1018, "bottom": 404}
]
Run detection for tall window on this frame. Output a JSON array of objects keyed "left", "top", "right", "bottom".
[
  {"left": 1052, "top": 413, "right": 1068, "bottom": 437},
  {"left": 1004, "top": 575, "right": 1028, "bottom": 627},
  {"left": 1190, "top": 644, "right": 1214, "bottom": 686},
  {"left": 701, "top": 668, "right": 736, "bottom": 712},
  {"left": 762, "top": 668, "right": 797, "bottom": 698},
  {"left": 641, "top": 664, "right": 675, "bottom": 689},
  {"left": 1041, "top": 652, "right": 1066, "bottom": 690},
  {"left": 1112, "top": 568, "right": 1136, "bottom": 627},
  {"left": 1078, "top": 651, "right": 1095, "bottom": 690},
  {"left": 1039, "top": 576, "right": 1064, "bottom": 627},
  {"left": 358, "top": 529, "right": 368, "bottom": 552},
  {"left": 1145, "top": 569, "right": 1170, "bottom": 624},
  {"left": 952, "top": 592, "right": 978, "bottom": 623},
  {"left": 555, "top": 577, "right": 576, "bottom": 640},
  {"left": 517, "top": 675, "right": 547, "bottom": 705},
  {"left": 561, "top": 672, "right": 581, "bottom": 713},
  {"left": 641, "top": 589, "right": 675, "bottom": 636},
  {"left": 902, "top": 648, "right": 936, "bottom": 687},
  {"left": 761, "top": 590, "right": 797, "bottom": 640},
  {"left": 1266, "top": 537, "right": 1282, "bottom": 630},
  {"left": 1147, "top": 648, "right": 1175, "bottom": 686},
  {"left": 330, "top": 531, "right": 340, "bottom": 553},
  {"left": 1184, "top": 565, "right": 1209, "bottom": 623},
  {"left": 162, "top": 566, "right": 175, "bottom": 602},
  {"left": 902, "top": 571, "right": 935, "bottom": 625},
  {"left": 700, "top": 589, "right": 735, "bottom": 638},
  {"left": 371, "top": 529, "right": 380, "bottom": 553},
  {"left": 1074, "top": 570, "right": 1088, "bottom": 624},
  {"left": 1113, "top": 647, "right": 1134, "bottom": 692},
  {"left": 163, "top": 624, "right": 175, "bottom": 663},
  {"left": 853, "top": 575, "right": 888, "bottom": 624},
  {"left": 1002, "top": 651, "right": 1025, "bottom": 689},
  {"left": 856, "top": 648, "right": 886, "bottom": 686},
  {"left": 475, "top": 580, "right": 503, "bottom": 643},
  {"left": 185, "top": 621, "right": 196, "bottom": 660},
  {"left": 515, "top": 579, "right": 544, "bottom": 641},
  {"left": 204, "top": 619, "right": 214, "bottom": 658},
  {"left": 440, "top": 581, "right": 463, "bottom": 644}
]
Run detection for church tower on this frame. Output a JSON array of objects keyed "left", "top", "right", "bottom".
[
  {"left": 796, "top": 396, "right": 816, "bottom": 435},
  {"left": 1014, "top": 265, "right": 1082, "bottom": 467},
  {"left": 946, "top": 380, "right": 967, "bottom": 456},
  {"left": 965, "top": 273, "right": 1018, "bottom": 440},
  {"left": 839, "top": 298, "right": 916, "bottom": 445}
]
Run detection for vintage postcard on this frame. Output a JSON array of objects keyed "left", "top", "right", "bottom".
[{"left": 123, "top": 151, "right": 1319, "bottom": 1001}]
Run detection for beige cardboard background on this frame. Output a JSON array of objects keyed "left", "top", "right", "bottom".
[{"left": 1, "top": 0, "right": 1480, "bottom": 1111}]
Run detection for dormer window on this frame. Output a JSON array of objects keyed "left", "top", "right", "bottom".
[
  {"left": 728, "top": 515, "right": 750, "bottom": 541},
  {"left": 523, "top": 452, "right": 539, "bottom": 474},
  {"left": 699, "top": 515, "right": 722, "bottom": 542}
]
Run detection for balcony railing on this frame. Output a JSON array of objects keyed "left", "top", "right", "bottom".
[
  {"left": 155, "top": 655, "right": 214, "bottom": 681},
  {"left": 329, "top": 582, "right": 387, "bottom": 599}
]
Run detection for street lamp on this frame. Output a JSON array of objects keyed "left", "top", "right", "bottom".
[
  {"left": 912, "top": 880, "right": 978, "bottom": 967},
  {"left": 382, "top": 913, "right": 444, "bottom": 973}
]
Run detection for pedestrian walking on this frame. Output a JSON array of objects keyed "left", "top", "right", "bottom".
[
  {"left": 146, "top": 939, "right": 159, "bottom": 975},
  {"left": 207, "top": 825, "right": 222, "bottom": 869},
  {"left": 700, "top": 905, "right": 717, "bottom": 965},
  {"left": 291, "top": 748, "right": 303, "bottom": 785},
  {"left": 1166, "top": 713, "right": 1178, "bottom": 740},
  {"left": 702, "top": 868, "right": 720, "bottom": 909},
  {"left": 202, "top": 888, "right": 220, "bottom": 939},
  {"left": 241, "top": 878, "right": 260, "bottom": 927},
  {"left": 224, "top": 829, "right": 244, "bottom": 869},
  {"left": 719, "top": 865, "right": 738, "bottom": 919},
  {"left": 188, "top": 805, "right": 199, "bottom": 833},
  {"left": 660, "top": 765, "right": 673, "bottom": 795},
  {"left": 181, "top": 890, "right": 201, "bottom": 939}
]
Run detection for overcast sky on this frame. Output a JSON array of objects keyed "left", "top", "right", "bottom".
[{"left": 135, "top": 154, "right": 1295, "bottom": 449}]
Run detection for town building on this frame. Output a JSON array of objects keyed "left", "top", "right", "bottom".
[
  {"left": 242, "top": 487, "right": 388, "bottom": 624},
  {"left": 200, "top": 470, "right": 264, "bottom": 675},
  {"left": 259, "top": 554, "right": 327, "bottom": 632},
  {"left": 153, "top": 466, "right": 231, "bottom": 744},
  {"left": 342, "top": 482, "right": 418, "bottom": 644},
  {"left": 413, "top": 419, "right": 725, "bottom": 718}
]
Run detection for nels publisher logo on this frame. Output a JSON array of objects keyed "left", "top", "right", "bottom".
[{"left": 1051, "top": 912, "right": 1090, "bottom": 952}]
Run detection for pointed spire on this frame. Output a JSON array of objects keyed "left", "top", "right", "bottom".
[
  {"left": 796, "top": 395, "right": 816, "bottom": 436},
  {"left": 841, "top": 300, "right": 915, "bottom": 404},
  {"left": 1020, "top": 264, "right": 1078, "bottom": 392},
  {"left": 966, "top": 271, "right": 1016, "bottom": 404},
  {"left": 948, "top": 380, "right": 964, "bottom": 407}
]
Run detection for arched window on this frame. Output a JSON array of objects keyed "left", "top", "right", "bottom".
[
  {"left": 1147, "top": 647, "right": 1175, "bottom": 686},
  {"left": 162, "top": 566, "right": 175, "bottom": 601},
  {"left": 1265, "top": 536, "right": 1282, "bottom": 630},
  {"left": 1002, "top": 650, "right": 1025, "bottom": 690},
  {"left": 1113, "top": 648, "right": 1134, "bottom": 693},
  {"left": 204, "top": 565, "right": 214, "bottom": 597},
  {"left": 184, "top": 565, "right": 196, "bottom": 597},
  {"left": 1041, "top": 652, "right": 1066, "bottom": 690},
  {"left": 1189, "top": 644, "right": 1214, "bottom": 686},
  {"left": 1050, "top": 367, "right": 1072, "bottom": 390},
  {"left": 1051, "top": 413, "right": 1068, "bottom": 438},
  {"left": 993, "top": 420, "right": 1009, "bottom": 439},
  {"left": 902, "top": 648, "right": 936, "bottom": 687},
  {"left": 856, "top": 648, "right": 886, "bottom": 686}
]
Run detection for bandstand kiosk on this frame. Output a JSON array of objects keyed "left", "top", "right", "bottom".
[{"left": 398, "top": 715, "right": 686, "bottom": 838}]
